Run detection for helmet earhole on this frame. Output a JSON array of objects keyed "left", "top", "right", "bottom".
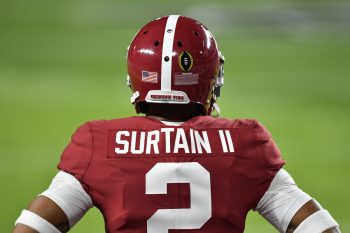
[
  {"left": 193, "top": 31, "right": 199, "bottom": 36},
  {"left": 154, "top": 41, "right": 160, "bottom": 46},
  {"left": 164, "top": 56, "right": 170, "bottom": 62},
  {"left": 177, "top": 41, "right": 183, "bottom": 47}
]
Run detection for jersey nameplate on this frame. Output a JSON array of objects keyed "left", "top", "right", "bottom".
[{"left": 108, "top": 128, "right": 236, "bottom": 157}]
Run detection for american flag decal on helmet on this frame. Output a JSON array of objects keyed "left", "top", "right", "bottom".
[{"left": 142, "top": 71, "right": 158, "bottom": 83}]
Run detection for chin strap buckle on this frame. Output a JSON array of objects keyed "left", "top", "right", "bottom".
[{"left": 130, "top": 91, "right": 140, "bottom": 103}]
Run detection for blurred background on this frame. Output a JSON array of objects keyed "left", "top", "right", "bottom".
[{"left": 1, "top": 0, "right": 349, "bottom": 232}]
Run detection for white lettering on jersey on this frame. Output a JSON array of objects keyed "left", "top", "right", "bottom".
[
  {"left": 115, "top": 131, "right": 130, "bottom": 154},
  {"left": 189, "top": 128, "right": 196, "bottom": 153},
  {"left": 161, "top": 128, "right": 174, "bottom": 153},
  {"left": 146, "top": 130, "right": 160, "bottom": 154},
  {"left": 114, "top": 128, "right": 235, "bottom": 155},
  {"left": 174, "top": 128, "right": 189, "bottom": 153},
  {"left": 194, "top": 131, "right": 211, "bottom": 154},
  {"left": 218, "top": 130, "right": 235, "bottom": 153},
  {"left": 225, "top": 130, "right": 235, "bottom": 152},
  {"left": 131, "top": 131, "right": 145, "bottom": 154}
]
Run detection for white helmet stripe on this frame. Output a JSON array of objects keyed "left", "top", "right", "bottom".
[{"left": 161, "top": 15, "right": 180, "bottom": 91}]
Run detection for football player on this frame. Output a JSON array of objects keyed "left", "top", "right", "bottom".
[{"left": 13, "top": 15, "right": 340, "bottom": 233}]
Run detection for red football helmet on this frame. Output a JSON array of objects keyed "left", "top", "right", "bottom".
[{"left": 127, "top": 15, "right": 224, "bottom": 115}]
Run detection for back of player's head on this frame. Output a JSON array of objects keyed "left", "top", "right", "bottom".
[{"left": 127, "top": 15, "right": 224, "bottom": 115}]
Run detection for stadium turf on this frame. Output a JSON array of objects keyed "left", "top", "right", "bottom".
[{"left": 1, "top": 0, "right": 349, "bottom": 232}]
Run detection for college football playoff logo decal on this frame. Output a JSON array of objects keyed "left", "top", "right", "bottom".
[{"left": 178, "top": 51, "right": 193, "bottom": 72}]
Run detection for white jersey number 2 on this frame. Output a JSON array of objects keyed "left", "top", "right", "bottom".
[{"left": 146, "top": 162, "right": 212, "bottom": 233}]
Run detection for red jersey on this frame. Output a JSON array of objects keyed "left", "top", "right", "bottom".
[{"left": 58, "top": 116, "right": 285, "bottom": 233}]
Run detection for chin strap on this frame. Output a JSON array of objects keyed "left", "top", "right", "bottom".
[
  {"left": 213, "top": 51, "right": 225, "bottom": 98},
  {"left": 210, "top": 102, "right": 221, "bottom": 117},
  {"left": 210, "top": 51, "right": 224, "bottom": 117}
]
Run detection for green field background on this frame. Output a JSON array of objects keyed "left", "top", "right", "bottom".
[{"left": 1, "top": 0, "right": 349, "bottom": 232}]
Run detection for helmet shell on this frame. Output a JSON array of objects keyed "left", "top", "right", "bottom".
[{"left": 127, "top": 15, "right": 221, "bottom": 115}]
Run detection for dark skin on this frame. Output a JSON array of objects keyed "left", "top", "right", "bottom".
[
  {"left": 12, "top": 104, "right": 340, "bottom": 233},
  {"left": 13, "top": 196, "right": 69, "bottom": 233}
]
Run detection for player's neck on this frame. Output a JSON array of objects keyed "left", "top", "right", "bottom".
[
  {"left": 145, "top": 103, "right": 202, "bottom": 122},
  {"left": 146, "top": 114, "right": 197, "bottom": 122}
]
